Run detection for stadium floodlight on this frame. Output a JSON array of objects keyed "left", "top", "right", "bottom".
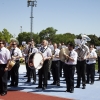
[{"left": 27, "top": 0, "right": 37, "bottom": 40}]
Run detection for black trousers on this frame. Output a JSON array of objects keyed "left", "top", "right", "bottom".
[
  {"left": 38, "top": 60, "right": 49, "bottom": 87},
  {"left": 60, "top": 61, "right": 63, "bottom": 77},
  {"left": 25, "top": 62, "right": 28, "bottom": 76},
  {"left": 51, "top": 60, "right": 60, "bottom": 83},
  {"left": 86, "top": 63, "right": 95, "bottom": 83},
  {"left": 76, "top": 60, "right": 86, "bottom": 86},
  {"left": 64, "top": 64, "right": 75, "bottom": 91},
  {"left": 10, "top": 60, "right": 20, "bottom": 86},
  {"left": 0, "top": 64, "right": 8, "bottom": 93},
  {"left": 27, "top": 67, "right": 36, "bottom": 82},
  {"left": 25, "top": 56, "right": 29, "bottom": 76}
]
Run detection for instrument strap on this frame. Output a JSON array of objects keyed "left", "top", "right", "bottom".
[{"left": 40, "top": 47, "right": 48, "bottom": 53}]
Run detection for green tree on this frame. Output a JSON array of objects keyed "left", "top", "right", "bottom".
[
  {"left": 17, "top": 32, "right": 40, "bottom": 45},
  {"left": 1, "top": 28, "right": 13, "bottom": 43},
  {"left": 39, "top": 27, "right": 57, "bottom": 42}
]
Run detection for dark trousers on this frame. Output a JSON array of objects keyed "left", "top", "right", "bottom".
[
  {"left": 25, "top": 55, "right": 29, "bottom": 76},
  {"left": 98, "top": 56, "right": 100, "bottom": 72},
  {"left": 38, "top": 60, "right": 49, "bottom": 87},
  {"left": 60, "top": 61, "right": 63, "bottom": 77},
  {"left": 10, "top": 61, "right": 20, "bottom": 86},
  {"left": 7, "top": 70, "right": 11, "bottom": 80},
  {"left": 64, "top": 64, "right": 75, "bottom": 91},
  {"left": 25, "top": 62, "right": 28, "bottom": 76},
  {"left": 48, "top": 59, "right": 52, "bottom": 80},
  {"left": 51, "top": 60, "right": 60, "bottom": 83},
  {"left": 27, "top": 67, "right": 36, "bottom": 82},
  {"left": 76, "top": 60, "right": 86, "bottom": 86},
  {"left": 0, "top": 64, "right": 8, "bottom": 93},
  {"left": 86, "top": 63, "right": 95, "bottom": 83}
]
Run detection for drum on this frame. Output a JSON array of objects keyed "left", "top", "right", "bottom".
[
  {"left": 28, "top": 52, "right": 44, "bottom": 69},
  {"left": 8, "top": 60, "right": 16, "bottom": 71}
]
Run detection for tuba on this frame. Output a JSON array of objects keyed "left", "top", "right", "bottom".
[
  {"left": 59, "top": 47, "right": 70, "bottom": 62},
  {"left": 74, "top": 34, "right": 91, "bottom": 61}
]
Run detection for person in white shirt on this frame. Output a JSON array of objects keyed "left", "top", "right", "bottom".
[
  {"left": 0, "top": 40, "right": 11, "bottom": 96},
  {"left": 9, "top": 41, "right": 22, "bottom": 87},
  {"left": 51, "top": 43, "right": 60, "bottom": 86},
  {"left": 86, "top": 45, "right": 97, "bottom": 84},
  {"left": 63, "top": 43, "right": 77, "bottom": 93},
  {"left": 75, "top": 44, "right": 89, "bottom": 89},
  {"left": 36, "top": 40, "right": 52, "bottom": 90},
  {"left": 26, "top": 42, "right": 38, "bottom": 84}
]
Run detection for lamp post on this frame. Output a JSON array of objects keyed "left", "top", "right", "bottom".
[
  {"left": 20, "top": 26, "right": 22, "bottom": 33},
  {"left": 27, "top": 0, "right": 37, "bottom": 40}
]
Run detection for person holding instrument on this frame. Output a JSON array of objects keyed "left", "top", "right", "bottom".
[
  {"left": 8, "top": 41, "right": 22, "bottom": 87},
  {"left": 63, "top": 43, "right": 77, "bottom": 93},
  {"left": 0, "top": 40, "right": 11, "bottom": 96}
]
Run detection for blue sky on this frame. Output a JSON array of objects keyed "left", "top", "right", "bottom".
[{"left": 0, "top": 0, "right": 100, "bottom": 37}]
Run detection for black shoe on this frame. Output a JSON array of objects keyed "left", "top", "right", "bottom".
[
  {"left": 90, "top": 82, "right": 94, "bottom": 85},
  {"left": 42, "top": 86, "right": 46, "bottom": 90},
  {"left": 86, "top": 81, "right": 89, "bottom": 84},
  {"left": 25, "top": 80, "right": 30, "bottom": 83},
  {"left": 65, "top": 90, "right": 70, "bottom": 92},
  {"left": 14, "top": 85, "right": 18, "bottom": 87},
  {"left": 82, "top": 86, "right": 86, "bottom": 89},
  {"left": 33, "top": 81, "right": 36, "bottom": 84},
  {"left": 75, "top": 85, "right": 80, "bottom": 88},
  {"left": 70, "top": 90, "right": 74, "bottom": 93},
  {"left": 24, "top": 75, "right": 28, "bottom": 77},
  {"left": 1, "top": 92, "right": 7, "bottom": 96},
  {"left": 8, "top": 84, "right": 14, "bottom": 87},
  {"left": 57, "top": 83, "right": 60, "bottom": 86},
  {"left": 36, "top": 86, "right": 42, "bottom": 88},
  {"left": 70, "top": 88, "right": 74, "bottom": 93},
  {"left": 50, "top": 82, "right": 56, "bottom": 85}
]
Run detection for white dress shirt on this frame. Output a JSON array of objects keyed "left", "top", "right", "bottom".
[
  {"left": 86, "top": 50, "right": 97, "bottom": 64},
  {"left": 39, "top": 46, "right": 52, "bottom": 58},
  {"left": 52, "top": 48, "right": 60, "bottom": 61},
  {"left": 0, "top": 47, "right": 11, "bottom": 64},
  {"left": 10, "top": 47, "right": 22, "bottom": 60},
  {"left": 65, "top": 50, "right": 78, "bottom": 65}
]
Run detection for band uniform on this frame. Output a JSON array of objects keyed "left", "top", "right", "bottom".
[
  {"left": 0, "top": 40, "right": 11, "bottom": 96},
  {"left": 9, "top": 41, "right": 22, "bottom": 87}
]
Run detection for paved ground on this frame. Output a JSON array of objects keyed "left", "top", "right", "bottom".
[{"left": 7, "top": 65, "right": 100, "bottom": 100}]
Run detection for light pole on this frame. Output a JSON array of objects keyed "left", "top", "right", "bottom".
[
  {"left": 27, "top": 0, "right": 37, "bottom": 40},
  {"left": 20, "top": 26, "right": 22, "bottom": 33}
]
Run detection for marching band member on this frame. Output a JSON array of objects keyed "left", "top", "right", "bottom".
[
  {"left": 36, "top": 40, "right": 52, "bottom": 90},
  {"left": 51, "top": 43, "right": 60, "bottom": 86},
  {"left": 0, "top": 40, "right": 11, "bottom": 96},
  {"left": 9, "top": 41, "right": 22, "bottom": 87},
  {"left": 75, "top": 41, "right": 89, "bottom": 89},
  {"left": 86, "top": 45, "right": 97, "bottom": 84},
  {"left": 63, "top": 43, "right": 77, "bottom": 93},
  {"left": 26, "top": 42, "right": 38, "bottom": 84}
]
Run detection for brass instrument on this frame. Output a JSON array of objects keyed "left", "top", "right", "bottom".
[
  {"left": 59, "top": 47, "right": 70, "bottom": 62},
  {"left": 8, "top": 60, "right": 15, "bottom": 71}
]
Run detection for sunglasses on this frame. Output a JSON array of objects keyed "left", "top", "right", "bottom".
[{"left": 12, "top": 44, "right": 16, "bottom": 45}]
